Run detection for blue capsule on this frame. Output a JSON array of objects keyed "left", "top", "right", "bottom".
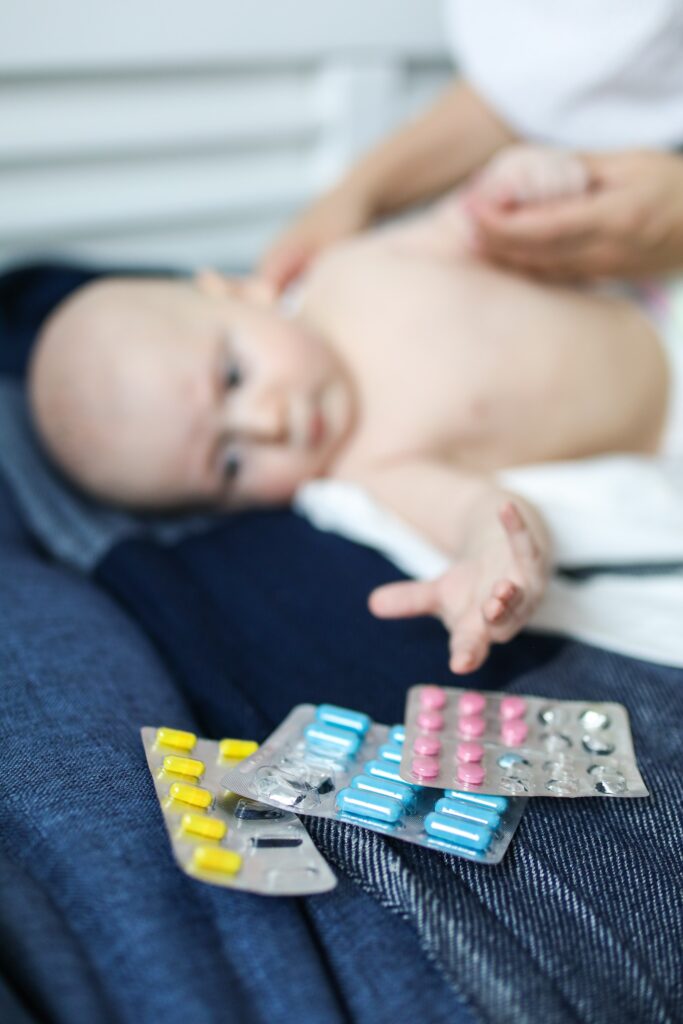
[
  {"left": 444, "top": 790, "right": 509, "bottom": 813},
  {"left": 378, "top": 742, "right": 403, "bottom": 764},
  {"left": 425, "top": 836, "right": 487, "bottom": 861},
  {"left": 350, "top": 773, "right": 416, "bottom": 809},
  {"left": 337, "top": 787, "right": 403, "bottom": 824},
  {"left": 316, "top": 704, "right": 370, "bottom": 736},
  {"left": 304, "top": 723, "right": 361, "bottom": 757},
  {"left": 424, "top": 811, "right": 493, "bottom": 851},
  {"left": 435, "top": 797, "right": 501, "bottom": 830},
  {"left": 364, "top": 759, "right": 416, "bottom": 786},
  {"left": 389, "top": 725, "right": 406, "bottom": 745}
]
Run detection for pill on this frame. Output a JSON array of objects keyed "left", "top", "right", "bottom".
[
  {"left": 168, "top": 783, "right": 213, "bottom": 809},
  {"left": 413, "top": 735, "right": 441, "bottom": 756},
  {"left": 304, "top": 723, "right": 361, "bottom": 756},
  {"left": 457, "top": 763, "right": 485, "bottom": 785},
  {"left": 416, "top": 710, "right": 444, "bottom": 731},
  {"left": 337, "top": 787, "right": 403, "bottom": 824},
  {"left": 424, "top": 811, "right": 493, "bottom": 851},
  {"left": 444, "top": 790, "right": 509, "bottom": 813},
  {"left": 435, "top": 797, "right": 501, "bottom": 830},
  {"left": 458, "top": 715, "right": 485, "bottom": 738},
  {"left": 350, "top": 773, "right": 416, "bottom": 808},
  {"left": 365, "top": 759, "right": 422, "bottom": 788},
  {"left": 378, "top": 742, "right": 403, "bottom": 763},
  {"left": 425, "top": 836, "right": 486, "bottom": 860},
  {"left": 501, "top": 720, "right": 528, "bottom": 746},
  {"left": 389, "top": 725, "right": 406, "bottom": 745},
  {"left": 192, "top": 846, "right": 242, "bottom": 876},
  {"left": 411, "top": 755, "right": 440, "bottom": 778},
  {"left": 316, "top": 704, "right": 371, "bottom": 735},
  {"left": 458, "top": 691, "right": 486, "bottom": 715},
  {"left": 180, "top": 814, "right": 227, "bottom": 841},
  {"left": 155, "top": 727, "right": 196, "bottom": 752},
  {"left": 219, "top": 739, "right": 259, "bottom": 761},
  {"left": 162, "top": 755, "right": 205, "bottom": 779},
  {"left": 499, "top": 696, "right": 527, "bottom": 720},
  {"left": 456, "top": 741, "right": 484, "bottom": 763},
  {"left": 419, "top": 685, "right": 447, "bottom": 710}
]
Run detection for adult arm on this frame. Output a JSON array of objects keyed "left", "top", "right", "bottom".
[
  {"left": 468, "top": 150, "right": 683, "bottom": 279},
  {"left": 259, "top": 80, "right": 515, "bottom": 291}
]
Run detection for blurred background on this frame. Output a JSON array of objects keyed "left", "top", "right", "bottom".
[{"left": 0, "top": 0, "right": 450, "bottom": 273}]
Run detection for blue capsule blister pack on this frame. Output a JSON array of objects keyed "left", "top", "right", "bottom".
[{"left": 221, "top": 704, "right": 527, "bottom": 864}]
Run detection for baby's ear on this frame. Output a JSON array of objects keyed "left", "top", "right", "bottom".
[{"left": 194, "top": 269, "right": 276, "bottom": 307}]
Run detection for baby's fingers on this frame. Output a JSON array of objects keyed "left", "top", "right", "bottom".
[
  {"left": 449, "top": 625, "right": 490, "bottom": 675},
  {"left": 499, "top": 502, "right": 540, "bottom": 566},
  {"left": 483, "top": 580, "right": 523, "bottom": 626},
  {"left": 368, "top": 578, "right": 439, "bottom": 620}
]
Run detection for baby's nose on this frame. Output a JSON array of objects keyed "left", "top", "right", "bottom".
[{"left": 230, "top": 392, "right": 287, "bottom": 443}]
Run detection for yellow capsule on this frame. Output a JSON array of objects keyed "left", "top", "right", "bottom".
[
  {"left": 219, "top": 738, "right": 259, "bottom": 761},
  {"left": 192, "top": 846, "right": 242, "bottom": 876},
  {"left": 162, "top": 755, "right": 205, "bottom": 780},
  {"left": 155, "top": 727, "right": 197, "bottom": 752},
  {"left": 180, "top": 814, "right": 227, "bottom": 841},
  {"left": 168, "top": 783, "right": 213, "bottom": 809}
]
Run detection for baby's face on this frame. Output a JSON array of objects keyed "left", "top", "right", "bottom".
[{"left": 29, "top": 274, "right": 355, "bottom": 508}]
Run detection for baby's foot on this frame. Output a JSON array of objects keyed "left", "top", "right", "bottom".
[{"left": 469, "top": 144, "right": 590, "bottom": 210}]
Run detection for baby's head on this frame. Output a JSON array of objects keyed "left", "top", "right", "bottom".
[{"left": 28, "top": 272, "right": 355, "bottom": 509}]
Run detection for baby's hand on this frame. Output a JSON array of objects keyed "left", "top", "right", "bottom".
[
  {"left": 468, "top": 144, "right": 590, "bottom": 211},
  {"left": 368, "top": 502, "right": 547, "bottom": 674}
]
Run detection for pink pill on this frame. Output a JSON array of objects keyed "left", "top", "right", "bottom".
[
  {"left": 500, "top": 696, "right": 527, "bottom": 721},
  {"left": 411, "top": 755, "right": 440, "bottom": 778},
  {"left": 456, "top": 741, "right": 484, "bottom": 763},
  {"left": 458, "top": 715, "right": 486, "bottom": 738},
  {"left": 417, "top": 710, "right": 444, "bottom": 732},
  {"left": 419, "top": 685, "right": 447, "bottom": 711},
  {"left": 457, "top": 762, "right": 485, "bottom": 786},
  {"left": 501, "top": 719, "right": 529, "bottom": 746},
  {"left": 413, "top": 734, "right": 441, "bottom": 756},
  {"left": 458, "top": 691, "right": 486, "bottom": 716}
]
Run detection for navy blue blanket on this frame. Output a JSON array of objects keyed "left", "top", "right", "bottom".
[{"left": 1, "top": 264, "right": 682, "bottom": 1024}]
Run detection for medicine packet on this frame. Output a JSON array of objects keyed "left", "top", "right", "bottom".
[
  {"left": 141, "top": 726, "right": 337, "bottom": 895},
  {"left": 400, "top": 685, "right": 649, "bottom": 798},
  {"left": 221, "top": 704, "right": 526, "bottom": 864}
]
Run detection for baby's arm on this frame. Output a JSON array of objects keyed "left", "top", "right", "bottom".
[{"left": 352, "top": 460, "right": 551, "bottom": 673}]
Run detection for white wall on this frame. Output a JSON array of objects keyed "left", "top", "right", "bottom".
[{"left": 0, "top": 0, "right": 451, "bottom": 271}]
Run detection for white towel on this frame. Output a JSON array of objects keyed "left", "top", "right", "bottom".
[{"left": 295, "top": 454, "right": 683, "bottom": 667}]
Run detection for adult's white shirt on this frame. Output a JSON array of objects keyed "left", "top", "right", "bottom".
[{"left": 443, "top": 0, "right": 683, "bottom": 148}]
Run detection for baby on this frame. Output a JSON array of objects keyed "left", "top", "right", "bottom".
[{"left": 28, "top": 145, "right": 670, "bottom": 673}]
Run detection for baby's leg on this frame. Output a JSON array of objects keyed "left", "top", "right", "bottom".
[{"left": 469, "top": 143, "right": 590, "bottom": 209}]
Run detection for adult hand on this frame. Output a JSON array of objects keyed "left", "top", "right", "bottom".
[
  {"left": 467, "top": 150, "right": 683, "bottom": 280},
  {"left": 259, "top": 183, "right": 375, "bottom": 294}
]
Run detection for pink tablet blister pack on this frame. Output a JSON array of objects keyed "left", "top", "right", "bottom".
[{"left": 400, "top": 685, "right": 649, "bottom": 798}]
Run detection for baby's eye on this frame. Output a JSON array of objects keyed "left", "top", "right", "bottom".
[
  {"left": 223, "top": 359, "right": 243, "bottom": 390},
  {"left": 222, "top": 449, "right": 242, "bottom": 481}
]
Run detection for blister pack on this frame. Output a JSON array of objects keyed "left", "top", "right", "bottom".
[
  {"left": 221, "top": 704, "right": 526, "bottom": 864},
  {"left": 400, "top": 686, "right": 649, "bottom": 798},
  {"left": 141, "top": 727, "right": 337, "bottom": 895}
]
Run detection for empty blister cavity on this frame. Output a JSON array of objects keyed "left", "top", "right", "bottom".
[
  {"left": 546, "top": 778, "right": 580, "bottom": 796},
  {"left": 234, "top": 800, "right": 288, "bottom": 822},
  {"left": 540, "top": 732, "right": 572, "bottom": 753},
  {"left": 580, "top": 708, "right": 610, "bottom": 731},
  {"left": 582, "top": 735, "right": 615, "bottom": 755}
]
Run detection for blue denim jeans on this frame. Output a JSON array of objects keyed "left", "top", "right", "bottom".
[{"left": 0, "top": 477, "right": 468, "bottom": 1024}]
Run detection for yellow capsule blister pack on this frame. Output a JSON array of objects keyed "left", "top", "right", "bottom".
[{"left": 141, "top": 727, "right": 337, "bottom": 896}]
